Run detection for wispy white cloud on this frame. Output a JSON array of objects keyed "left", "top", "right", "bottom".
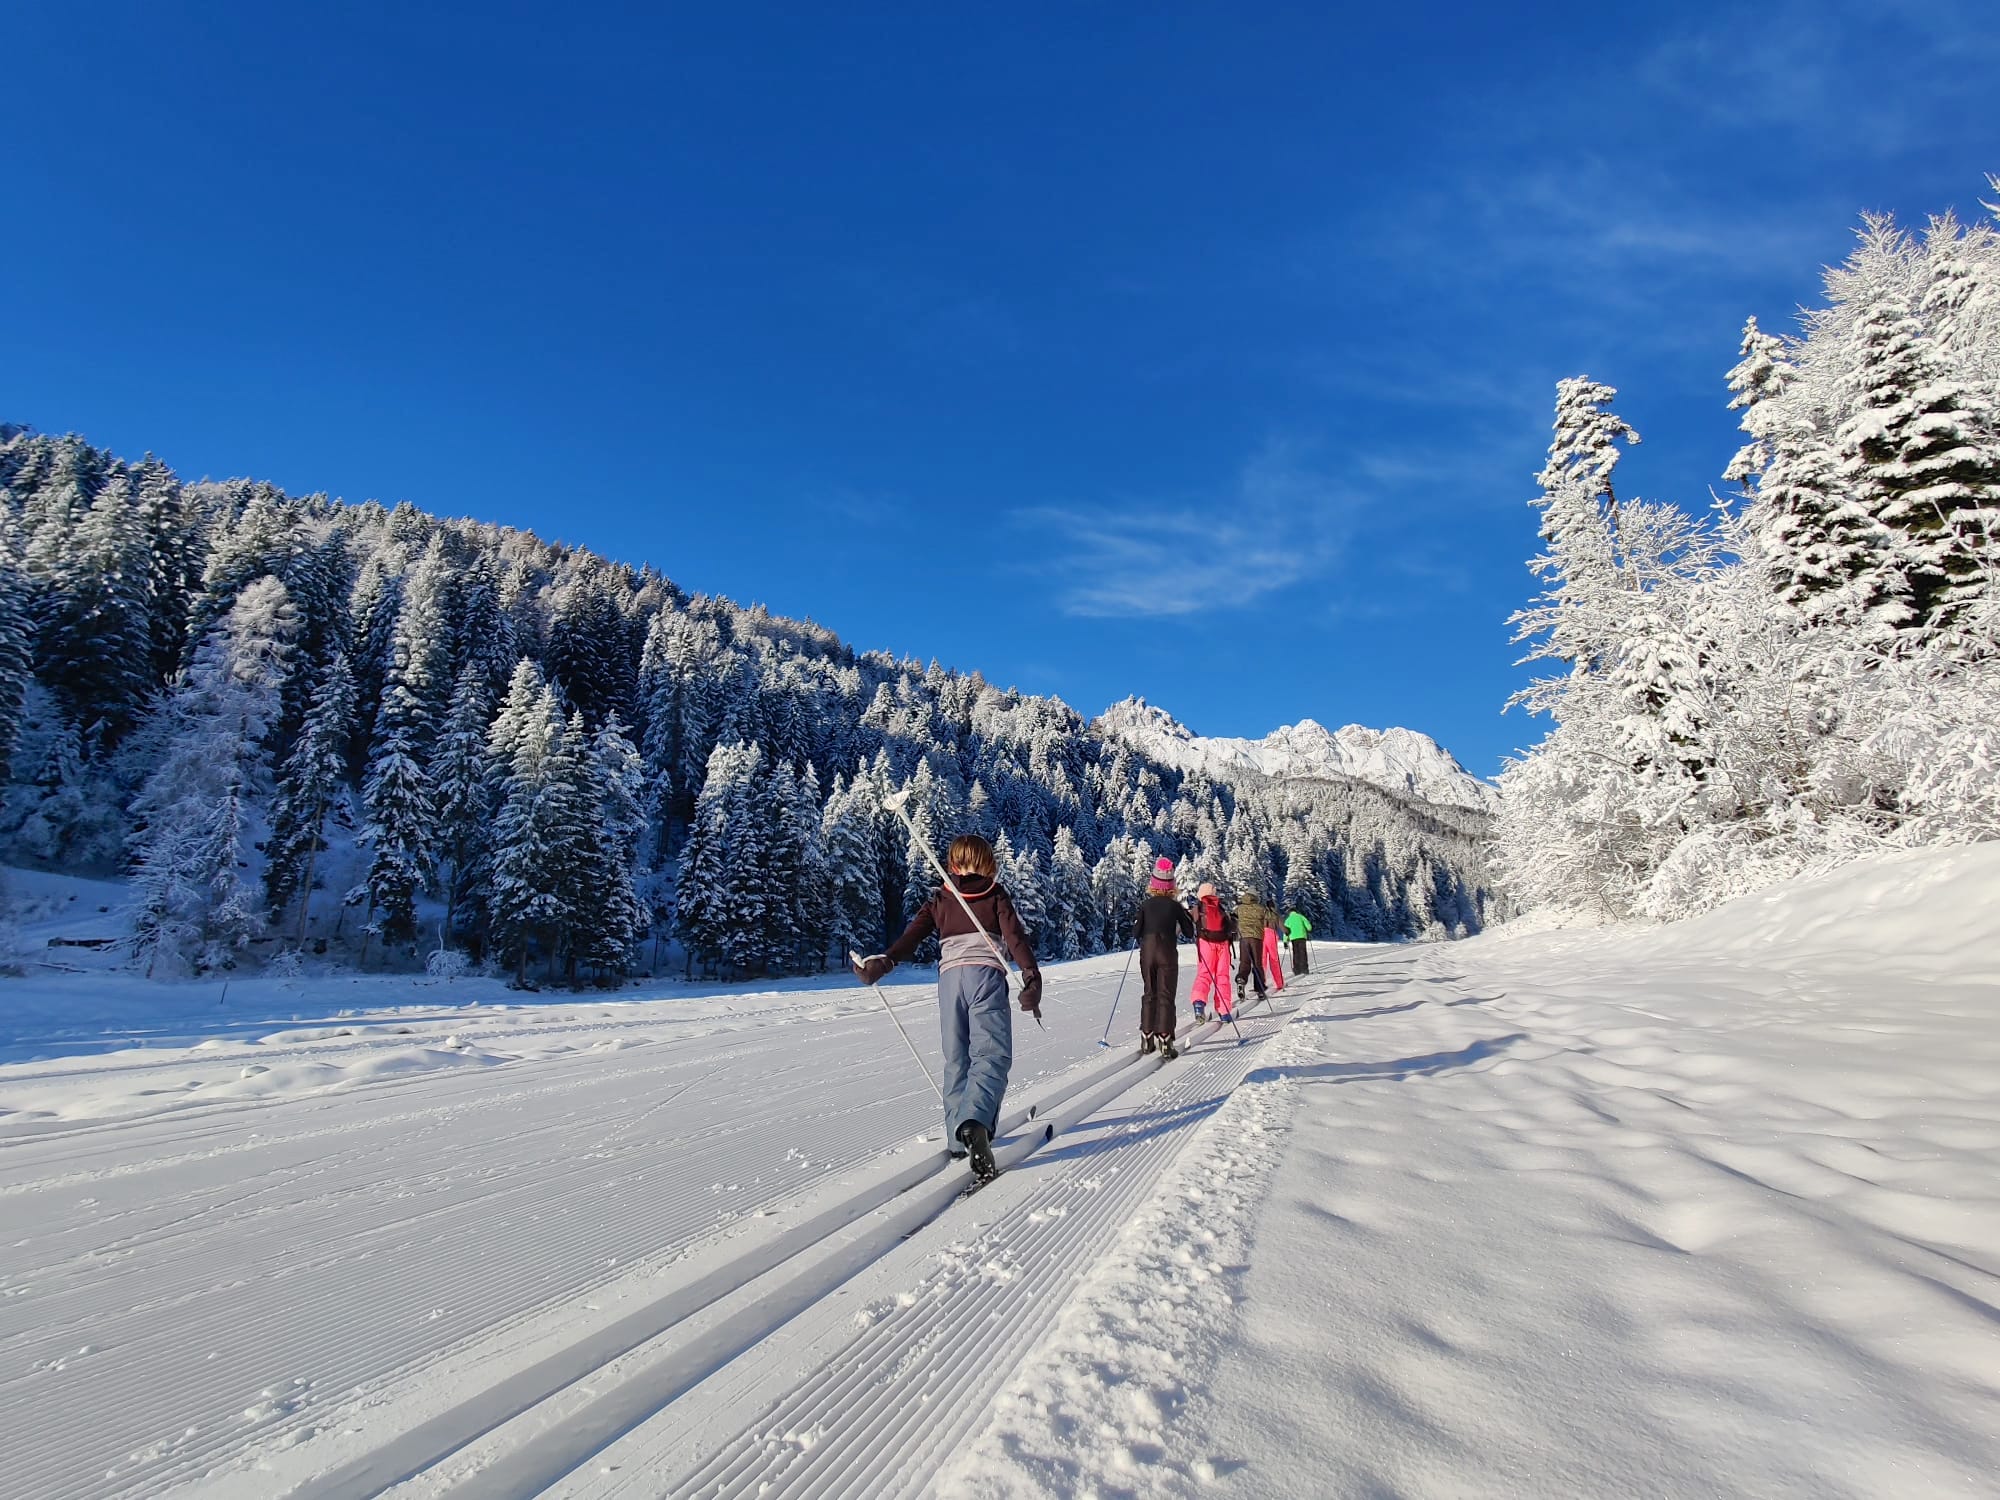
[
  {"left": 1637, "top": 0, "right": 2000, "bottom": 158},
  {"left": 1014, "top": 439, "right": 1359, "bottom": 619}
]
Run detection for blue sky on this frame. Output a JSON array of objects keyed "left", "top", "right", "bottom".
[{"left": 5, "top": 2, "right": 1998, "bottom": 778}]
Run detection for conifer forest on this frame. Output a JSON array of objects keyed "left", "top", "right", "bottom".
[{"left": 0, "top": 424, "right": 1493, "bottom": 983}]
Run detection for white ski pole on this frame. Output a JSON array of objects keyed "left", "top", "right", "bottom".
[
  {"left": 1097, "top": 946, "right": 1137, "bottom": 1048},
  {"left": 882, "top": 787, "right": 1043, "bottom": 1028},
  {"left": 852, "top": 949, "right": 942, "bottom": 1102}
]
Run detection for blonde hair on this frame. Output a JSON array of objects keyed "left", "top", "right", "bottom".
[{"left": 948, "top": 834, "right": 997, "bottom": 878}]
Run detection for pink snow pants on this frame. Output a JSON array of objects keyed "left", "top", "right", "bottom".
[
  {"left": 1262, "top": 927, "right": 1285, "bottom": 992},
  {"left": 1193, "top": 939, "right": 1232, "bottom": 1014}
]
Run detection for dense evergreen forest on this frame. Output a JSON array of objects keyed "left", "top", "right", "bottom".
[{"left": 0, "top": 426, "right": 1495, "bottom": 982}]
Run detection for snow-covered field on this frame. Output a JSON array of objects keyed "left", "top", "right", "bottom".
[{"left": 4, "top": 845, "right": 1998, "bottom": 1498}]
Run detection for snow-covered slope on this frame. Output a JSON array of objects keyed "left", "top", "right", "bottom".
[
  {"left": 945, "top": 842, "right": 2000, "bottom": 1498},
  {"left": 1096, "top": 695, "right": 1500, "bottom": 811},
  {"left": 5, "top": 845, "right": 1998, "bottom": 1498}
]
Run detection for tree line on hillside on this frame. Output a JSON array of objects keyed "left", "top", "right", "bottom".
[
  {"left": 0, "top": 427, "right": 1496, "bottom": 981},
  {"left": 1500, "top": 180, "right": 2000, "bottom": 920}
]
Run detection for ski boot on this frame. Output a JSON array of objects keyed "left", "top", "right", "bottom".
[
  {"left": 1139, "top": 1034, "right": 1157, "bottom": 1055},
  {"left": 956, "top": 1120, "right": 997, "bottom": 1182},
  {"left": 1192, "top": 1002, "right": 1207, "bottom": 1022},
  {"left": 1161, "top": 1037, "right": 1179, "bottom": 1060}
]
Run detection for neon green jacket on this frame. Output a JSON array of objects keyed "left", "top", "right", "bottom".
[{"left": 1282, "top": 911, "right": 1311, "bottom": 941}]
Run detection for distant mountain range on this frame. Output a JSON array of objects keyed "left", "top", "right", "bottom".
[{"left": 1095, "top": 696, "right": 1500, "bottom": 813}]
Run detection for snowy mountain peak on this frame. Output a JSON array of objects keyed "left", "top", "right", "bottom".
[{"left": 1096, "top": 697, "right": 1498, "bottom": 812}]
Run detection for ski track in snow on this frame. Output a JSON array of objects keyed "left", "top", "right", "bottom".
[
  {"left": 0, "top": 960, "right": 1155, "bottom": 1500},
  {"left": 10, "top": 847, "right": 2000, "bottom": 1500},
  {"left": 517, "top": 994, "right": 1302, "bottom": 1500}
]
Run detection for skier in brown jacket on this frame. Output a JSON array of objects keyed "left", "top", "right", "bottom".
[
  {"left": 1234, "top": 890, "right": 1275, "bottom": 1005},
  {"left": 853, "top": 834, "right": 1041, "bottom": 1181}
]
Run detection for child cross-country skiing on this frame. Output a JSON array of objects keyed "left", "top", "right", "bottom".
[
  {"left": 852, "top": 834, "right": 1042, "bottom": 1182},
  {"left": 1133, "top": 856, "right": 1194, "bottom": 1057},
  {"left": 1234, "top": 888, "right": 1274, "bottom": 1007},
  {"left": 1190, "top": 882, "right": 1235, "bottom": 1023},
  {"left": 1283, "top": 905, "right": 1312, "bottom": 975},
  {"left": 1261, "top": 910, "right": 1286, "bottom": 994}
]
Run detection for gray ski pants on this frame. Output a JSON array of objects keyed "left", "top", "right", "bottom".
[{"left": 939, "top": 964, "right": 1013, "bottom": 1145}]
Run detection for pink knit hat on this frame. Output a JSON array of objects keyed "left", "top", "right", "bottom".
[{"left": 1148, "top": 856, "right": 1176, "bottom": 894}]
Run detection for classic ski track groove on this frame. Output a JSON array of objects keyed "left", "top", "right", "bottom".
[
  {"left": 0, "top": 968, "right": 1139, "bottom": 1500},
  {"left": 556, "top": 984, "right": 1304, "bottom": 1500}
]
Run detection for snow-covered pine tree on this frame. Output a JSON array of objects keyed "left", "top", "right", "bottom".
[
  {"left": 569, "top": 709, "right": 644, "bottom": 977},
  {"left": 822, "top": 772, "right": 885, "bottom": 959},
  {"left": 0, "top": 688, "right": 121, "bottom": 866},
  {"left": 38, "top": 470, "right": 156, "bottom": 747},
  {"left": 1089, "top": 835, "right": 1151, "bottom": 956},
  {"left": 675, "top": 739, "right": 748, "bottom": 975},
  {"left": 486, "top": 681, "right": 566, "bottom": 984},
  {"left": 132, "top": 454, "right": 195, "bottom": 687},
  {"left": 430, "top": 663, "right": 495, "bottom": 941},
  {"left": 1517, "top": 379, "right": 1637, "bottom": 677},
  {"left": 994, "top": 830, "right": 1047, "bottom": 949},
  {"left": 1723, "top": 316, "right": 1885, "bottom": 626},
  {"left": 1835, "top": 263, "right": 2000, "bottom": 633},
  {"left": 0, "top": 513, "right": 30, "bottom": 785},
  {"left": 1043, "top": 825, "right": 1092, "bottom": 959},
  {"left": 360, "top": 727, "right": 435, "bottom": 952},
  {"left": 265, "top": 652, "right": 357, "bottom": 942},
  {"left": 129, "top": 576, "right": 299, "bottom": 974},
  {"left": 587, "top": 711, "right": 650, "bottom": 968},
  {"left": 716, "top": 742, "right": 774, "bottom": 975},
  {"left": 377, "top": 535, "right": 454, "bottom": 752},
  {"left": 787, "top": 762, "right": 832, "bottom": 972}
]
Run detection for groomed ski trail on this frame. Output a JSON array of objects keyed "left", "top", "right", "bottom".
[
  {"left": 0, "top": 964, "right": 1147, "bottom": 1500},
  {"left": 412, "top": 983, "right": 1311, "bottom": 1499}
]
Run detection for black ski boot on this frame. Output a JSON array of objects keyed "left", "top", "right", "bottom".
[
  {"left": 1139, "top": 1034, "right": 1157, "bottom": 1055},
  {"left": 956, "top": 1120, "right": 997, "bottom": 1182},
  {"left": 1161, "top": 1037, "right": 1179, "bottom": 1060}
]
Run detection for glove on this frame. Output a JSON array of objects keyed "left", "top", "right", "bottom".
[
  {"left": 853, "top": 953, "right": 894, "bottom": 986},
  {"left": 1017, "top": 971, "right": 1043, "bottom": 1016}
]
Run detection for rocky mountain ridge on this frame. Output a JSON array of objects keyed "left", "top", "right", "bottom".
[{"left": 1096, "top": 696, "right": 1500, "bottom": 812}]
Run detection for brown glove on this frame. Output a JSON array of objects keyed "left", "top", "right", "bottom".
[{"left": 1017, "top": 971, "right": 1043, "bottom": 1015}]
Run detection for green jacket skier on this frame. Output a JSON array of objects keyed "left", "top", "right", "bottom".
[{"left": 1283, "top": 908, "right": 1312, "bottom": 976}]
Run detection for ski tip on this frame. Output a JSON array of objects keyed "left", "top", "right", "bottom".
[{"left": 1042, "top": 1123, "right": 1055, "bottom": 1142}]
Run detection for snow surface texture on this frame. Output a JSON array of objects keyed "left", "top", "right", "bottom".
[
  {"left": 0, "top": 948, "right": 1308, "bottom": 1500},
  {"left": 1095, "top": 695, "right": 1500, "bottom": 811},
  {"left": 5, "top": 844, "right": 1997, "bottom": 1498},
  {"left": 941, "top": 843, "right": 2000, "bottom": 1499}
]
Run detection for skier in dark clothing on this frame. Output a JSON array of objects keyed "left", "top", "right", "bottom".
[
  {"left": 1235, "top": 890, "right": 1275, "bottom": 1005},
  {"left": 1133, "top": 856, "right": 1194, "bottom": 1057},
  {"left": 853, "top": 834, "right": 1041, "bottom": 1182}
]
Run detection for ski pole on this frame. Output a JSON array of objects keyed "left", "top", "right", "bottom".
[
  {"left": 1097, "top": 945, "right": 1136, "bottom": 1048},
  {"left": 882, "top": 787, "right": 1043, "bottom": 1029},
  {"left": 852, "top": 949, "right": 942, "bottom": 1102}
]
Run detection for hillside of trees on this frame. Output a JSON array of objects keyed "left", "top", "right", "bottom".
[
  {"left": 0, "top": 425, "right": 1496, "bottom": 982},
  {"left": 1500, "top": 181, "right": 2000, "bottom": 920}
]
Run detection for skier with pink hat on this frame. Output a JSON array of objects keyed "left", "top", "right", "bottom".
[{"left": 1131, "top": 856, "right": 1194, "bottom": 1056}]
